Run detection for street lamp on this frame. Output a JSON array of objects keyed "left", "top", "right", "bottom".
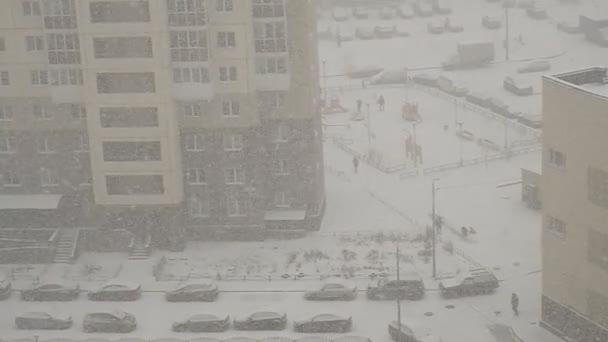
[
  {"left": 456, "top": 121, "right": 464, "bottom": 166},
  {"left": 431, "top": 178, "right": 439, "bottom": 278}
]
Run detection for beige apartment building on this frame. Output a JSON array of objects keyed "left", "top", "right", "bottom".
[
  {"left": 0, "top": 0, "right": 325, "bottom": 244},
  {"left": 542, "top": 67, "right": 608, "bottom": 341}
]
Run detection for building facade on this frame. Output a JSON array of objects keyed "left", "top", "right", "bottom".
[
  {"left": 0, "top": 0, "right": 325, "bottom": 242},
  {"left": 541, "top": 67, "right": 608, "bottom": 341}
]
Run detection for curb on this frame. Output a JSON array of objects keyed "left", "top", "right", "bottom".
[{"left": 510, "top": 326, "right": 526, "bottom": 342}]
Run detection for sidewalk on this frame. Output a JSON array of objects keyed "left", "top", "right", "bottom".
[{"left": 511, "top": 320, "right": 564, "bottom": 342}]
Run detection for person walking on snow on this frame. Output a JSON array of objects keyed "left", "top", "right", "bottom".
[
  {"left": 352, "top": 157, "right": 359, "bottom": 174},
  {"left": 357, "top": 99, "right": 362, "bottom": 113},
  {"left": 377, "top": 95, "right": 385, "bottom": 111},
  {"left": 511, "top": 293, "right": 520, "bottom": 316}
]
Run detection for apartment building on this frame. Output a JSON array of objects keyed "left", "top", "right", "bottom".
[
  {"left": 0, "top": 0, "right": 325, "bottom": 242},
  {"left": 541, "top": 67, "right": 608, "bottom": 341}
]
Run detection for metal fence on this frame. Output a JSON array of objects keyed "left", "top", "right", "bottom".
[{"left": 330, "top": 137, "right": 409, "bottom": 174}]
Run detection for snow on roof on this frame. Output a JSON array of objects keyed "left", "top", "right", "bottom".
[
  {"left": 581, "top": 82, "right": 608, "bottom": 98},
  {"left": 0, "top": 194, "right": 62, "bottom": 210},
  {"left": 264, "top": 209, "right": 306, "bottom": 221}
]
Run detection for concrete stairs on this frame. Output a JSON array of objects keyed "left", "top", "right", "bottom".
[
  {"left": 129, "top": 235, "right": 151, "bottom": 260},
  {"left": 53, "top": 229, "right": 79, "bottom": 264}
]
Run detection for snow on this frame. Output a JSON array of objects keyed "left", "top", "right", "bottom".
[{"left": 0, "top": 195, "right": 62, "bottom": 210}]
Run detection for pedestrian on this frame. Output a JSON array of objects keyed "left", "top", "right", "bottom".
[
  {"left": 511, "top": 293, "right": 520, "bottom": 316},
  {"left": 377, "top": 95, "right": 385, "bottom": 111},
  {"left": 357, "top": 99, "right": 362, "bottom": 113},
  {"left": 435, "top": 216, "right": 443, "bottom": 234},
  {"left": 461, "top": 226, "right": 468, "bottom": 237},
  {"left": 353, "top": 156, "right": 359, "bottom": 174}
]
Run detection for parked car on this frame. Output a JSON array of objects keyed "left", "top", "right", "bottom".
[
  {"left": 373, "top": 70, "right": 408, "bottom": 85},
  {"left": 367, "top": 274, "right": 425, "bottom": 300},
  {"left": 233, "top": 311, "right": 287, "bottom": 331},
  {"left": 482, "top": 16, "right": 502, "bottom": 29},
  {"left": 466, "top": 92, "right": 491, "bottom": 107},
  {"left": 439, "top": 268, "right": 499, "bottom": 298},
  {"left": 21, "top": 281, "right": 80, "bottom": 301},
  {"left": 445, "top": 19, "right": 464, "bottom": 33},
  {"left": 456, "top": 130, "right": 475, "bottom": 141},
  {"left": 502, "top": 0, "right": 516, "bottom": 8},
  {"left": 83, "top": 310, "right": 137, "bottom": 333},
  {"left": 304, "top": 279, "right": 357, "bottom": 301},
  {"left": 526, "top": 4, "right": 547, "bottom": 19},
  {"left": 518, "top": 114, "right": 542, "bottom": 129},
  {"left": 432, "top": 0, "right": 452, "bottom": 14},
  {"left": 397, "top": 5, "right": 414, "bottom": 19},
  {"left": 15, "top": 311, "right": 72, "bottom": 330},
  {"left": 517, "top": 60, "right": 551, "bottom": 73},
  {"left": 477, "top": 138, "right": 501, "bottom": 151},
  {"left": 412, "top": 1, "right": 433, "bottom": 17},
  {"left": 388, "top": 321, "right": 420, "bottom": 342},
  {"left": 487, "top": 97, "right": 510, "bottom": 116},
  {"left": 557, "top": 20, "right": 581, "bottom": 34},
  {"left": 0, "top": 273, "right": 11, "bottom": 300},
  {"left": 437, "top": 76, "right": 469, "bottom": 97},
  {"left": 88, "top": 281, "right": 141, "bottom": 301},
  {"left": 395, "top": 27, "right": 410, "bottom": 37},
  {"left": 172, "top": 313, "right": 230, "bottom": 332},
  {"left": 503, "top": 76, "right": 533, "bottom": 96},
  {"left": 517, "top": 0, "right": 536, "bottom": 9},
  {"left": 374, "top": 25, "right": 396, "bottom": 39},
  {"left": 294, "top": 314, "right": 352, "bottom": 333},
  {"left": 355, "top": 27, "right": 375, "bottom": 40},
  {"left": 165, "top": 279, "right": 219, "bottom": 302},
  {"left": 352, "top": 7, "right": 369, "bottom": 20},
  {"left": 379, "top": 7, "right": 394, "bottom": 20},
  {"left": 427, "top": 21, "right": 445, "bottom": 34},
  {"left": 332, "top": 8, "right": 349, "bottom": 22},
  {"left": 412, "top": 73, "right": 439, "bottom": 87}
]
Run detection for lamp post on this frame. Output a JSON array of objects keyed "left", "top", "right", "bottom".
[
  {"left": 457, "top": 122, "right": 464, "bottom": 166},
  {"left": 395, "top": 241, "right": 402, "bottom": 329},
  {"left": 431, "top": 178, "right": 439, "bottom": 278}
]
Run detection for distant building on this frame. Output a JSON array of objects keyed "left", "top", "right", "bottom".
[
  {"left": 0, "top": 0, "right": 325, "bottom": 245},
  {"left": 541, "top": 67, "right": 608, "bottom": 341}
]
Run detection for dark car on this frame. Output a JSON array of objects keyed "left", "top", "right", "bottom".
[
  {"left": 15, "top": 311, "right": 72, "bottom": 330},
  {"left": 234, "top": 311, "right": 287, "bottom": 331},
  {"left": 172, "top": 314, "right": 230, "bottom": 332},
  {"left": 304, "top": 280, "right": 357, "bottom": 301},
  {"left": 294, "top": 314, "right": 352, "bottom": 333},
  {"left": 165, "top": 280, "right": 219, "bottom": 302},
  {"left": 439, "top": 268, "right": 499, "bottom": 298},
  {"left": 367, "top": 274, "right": 425, "bottom": 300},
  {"left": 482, "top": 16, "right": 502, "bottom": 29},
  {"left": 83, "top": 311, "right": 137, "bottom": 333},
  {"left": 388, "top": 321, "right": 420, "bottom": 342},
  {"left": 88, "top": 281, "right": 141, "bottom": 301},
  {"left": 466, "top": 92, "right": 491, "bottom": 108},
  {"left": 503, "top": 76, "right": 533, "bottom": 96},
  {"left": 412, "top": 73, "right": 439, "bottom": 87},
  {"left": 517, "top": 60, "right": 551, "bottom": 73},
  {"left": 0, "top": 273, "right": 11, "bottom": 300},
  {"left": 21, "top": 282, "right": 80, "bottom": 301}
]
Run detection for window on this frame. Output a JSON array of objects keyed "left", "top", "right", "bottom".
[
  {"left": 0, "top": 38, "right": 5, "bottom": 51},
  {"left": 253, "top": 0, "right": 284, "bottom": 18},
  {"left": 263, "top": 91, "right": 286, "bottom": 109},
  {"left": 274, "top": 123, "right": 290, "bottom": 142},
  {"left": 103, "top": 141, "right": 162, "bottom": 161},
  {"left": 275, "top": 191, "right": 290, "bottom": 208},
  {"left": 74, "top": 134, "right": 89, "bottom": 152},
  {"left": 224, "top": 167, "right": 244, "bottom": 184},
  {"left": 37, "top": 136, "right": 56, "bottom": 153},
  {"left": 547, "top": 148, "right": 565, "bottom": 167},
  {"left": 106, "top": 175, "right": 164, "bottom": 195},
  {"left": 0, "top": 105, "right": 13, "bottom": 121},
  {"left": 33, "top": 104, "right": 51, "bottom": 120},
  {"left": 50, "top": 68, "right": 83, "bottom": 86},
  {"left": 588, "top": 228, "right": 608, "bottom": 272},
  {"left": 167, "top": 0, "right": 207, "bottom": 26},
  {"left": 93, "top": 37, "right": 152, "bottom": 58},
  {"left": 67, "top": 103, "right": 86, "bottom": 119},
  {"left": 588, "top": 167, "right": 608, "bottom": 209},
  {"left": 222, "top": 101, "right": 240, "bottom": 117},
  {"left": 1, "top": 71, "right": 9, "bottom": 86},
  {"left": 217, "top": 31, "right": 236, "bottom": 48},
  {"left": 255, "top": 56, "right": 287, "bottom": 75},
  {"left": 0, "top": 133, "right": 16, "bottom": 153},
  {"left": 31, "top": 70, "right": 49, "bottom": 86},
  {"left": 40, "top": 167, "right": 58, "bottom": 186},
  {"left": 180, "top": 102, "right": 205, "bottom": 117},
  {"left": 545, "top": 215, "right": 566, "bottom": 237},
  {"left": 216, "top": 0, "right": 233, "bottom": 12},
  {"left": 189, "top": 195, "right": 209, "bottom": 217},
  {"left": 26, "top": 36, "right": 44, "bottom": 51},
  {"left": 97, "top": 72, "right": 155, "bottom": 93},
  {"left": 3, "top": 171, "right": 21, "bottom": 187},
  {"left": 254, "top": 22, "right": 286, "bottom": 53},
  {"left": 185, "top": 133, "right": 204, "bottom": 151},
  {"left": 42, "top": 0, "right": 77, "bottom": 29},
  {"left": 173, "top": 67, "right": 210, "bottom": 83},
  {"left": 23, "top": 0, "right": 41, "bottom": 16},
  {"left": 100, "top": 107, "right": 158, "bottom": 128},
  {"left": 90, "top": 1, "right": 151, "bottom": 23},
  {"left": 223, "top": 134, "right": 243, "bottom": 151},
  {"left": 186, "top": 168, "right": 206, "bottom": 184},
  {"left": 46, "top": 33, "right": 80, "bottom": 64},
  {"left": 219, "top": 66, "right": 237, "bottom": 81},
  {"left": 227, "top": 194, "right": 249, "bottom": 217},
  {"left": 169, "top": 30, "right": 208, "bottom": 62}
]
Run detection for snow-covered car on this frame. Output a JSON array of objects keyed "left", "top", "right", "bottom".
[
  {"left": 502, "top": 0, "right": 516, "bottom": 8},
  {"left": 557, "top": 20, "right": 581, "bottom": 34},
  {"left": 366, "top": 274, "right": 425, "bottom": 300},
  {"left": 518, "top": 114, "right": 542, "bottom": 129},
  {"left": 395, "top": 27, "right": 410, "bottom": 37},
  {"left": 427, "top": 21, "right": 445, "bottom": 34},
  {"left": 332, "top": 8, "right": 349, "bottom": 22},
  {"left": 352, "top": 7, "right": 369, "bottom": 20},
  {"left": 487, "top": 97, "right": 510, "bottom": 116},
  {"left": 517, "top": 0, "right": 536, "bottom": 9},
  {"left": 412, "top": 1, "right": 433, "bottom": 17},
  {"left": 21, "top": 281, "right": 80, "bottom": 301},
  {"left": 482, "top": 16, "right": 502, "bottom": 29},
  {"left": 355, "top": 27, "right": 375, "bottom": 40},
  {"left": 15, "top": 310, "right": 72, "bottom": 330},
  {"left": 0, "top": 272, "right": 11, "bottom": 300},
  {"left": 338, "top": 30, "right": 354, "bottom": 42},
  {"left": 388, "top": 321, "right": 420, "bottom": 342},
  {"left": 437, "top": 76, "right": 469, "bottom": 97},
  {"left": 83, "top": 310, "right": 137, "bottom": 333},
  {"left": 87, "top": 281, "right": 141, "bottom": 301},
  {"left": 439, "top": 268, "right": 500, "bottom": 298},
  {"left": 233, "top": 311, "right": 287, "bottom": 331},
  {"left": 397, "top": 5, "right": 414, "bottom": 19},
  {"left": 466, "top": 92, "right": 491, "bottom": 108},
  {"left": 172, "top": 313, "right": 230, "bottom": 332},
  {"left": 165, "top": 279, "right": 219, "bottom": 302},
  {"left": 412, "top": 73, "right": 439, "bottom": 87},
  {"left": 373, "top": 70, "right": 409, "bottom": 85},
  {"left": 304, "top": 280, "right": 357, "bottom": 301},
  {"left": 526, "top": 5, "right": 547, "bottom": 19},
  {"left": 293, "top": 314, "right": 353, "bottom": 333},
  {"left": 379, "top": 7, "right": 394, "bottom": 20},
  {"left": 517, "top": 60, "right": 551, "bottom": 73},
  {"left": 503, "top": 76, "right": 533, "bottom": 96},
  {"left": 477, "top": 138, "right": 501, "bottom": 151},
  {"left": 432, "top": 0, "right": 452, "bottom": 14},
  {"left": 456, "top": 130, "right": 476, "bottom": 141},
  {"left": 445, "top": 19, "right": 464, "bottom": 33},
  {"left": 374, "top": 25, "right": 396, "bottom": 39}
]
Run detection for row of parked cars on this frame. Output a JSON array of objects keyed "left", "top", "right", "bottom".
[{"left": 332, "top": 0, "right": 452, "bottom": 22}]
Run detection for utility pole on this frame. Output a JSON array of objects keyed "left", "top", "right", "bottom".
[
  {"left": 457, "top": 122, "right": 464, "bottom": 166},
  {"left": 505, "top": 7, "right": 510, "bottom": 61},
  {"left": 412, "top": 122, "right": 418, "bottom": 168},
  {"left": 396, "top": 241, "right": 402, "bottom": 329},
  {"left": 431, "top": 179, "right": 438, "bottom": 278},
  {"left": 503, "top": 121, "right": 509, "bottom": 149},
  {"left": 453, "top": 100, "right": 458, "bottom": 124},
  {"left": 366, "top": 103, "right": 372, "bottom": 146}
]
